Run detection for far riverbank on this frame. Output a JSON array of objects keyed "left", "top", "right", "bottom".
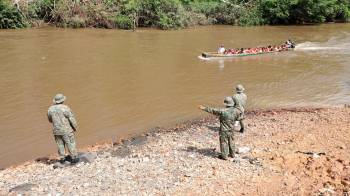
[
  {"left": 1, "top": 106, "right": 349, "bottom": 195},
  {"left": 1, "top": 0, "right": 349, "bottom": 29}
]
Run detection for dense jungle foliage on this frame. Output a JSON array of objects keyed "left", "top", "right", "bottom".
[{"left": 1, "top": 0, "right": 349, "bottom": 29}]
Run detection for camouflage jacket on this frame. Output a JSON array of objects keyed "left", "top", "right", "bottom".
[
  {"left": 232, "top": 92, "right": 247, "bottom": 113},
  {"left": 203, "top": 106, "right": 240, "bottom": 132},
  {"left": 48, "top": 104, "right": 77, "bottom": 135}
]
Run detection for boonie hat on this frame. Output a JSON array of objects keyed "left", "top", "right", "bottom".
[
  {"left": 235, "top": 84, "right": 245, "bottom": 93},
  {"left": 53, "top": 93, "right": 66, "bottom": 104},
  {"left": 224, "top": 97, "right": 235, "bottom": 107}
]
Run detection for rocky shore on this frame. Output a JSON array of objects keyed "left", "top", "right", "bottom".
[{"left": 1, "top": 107, "right": 349, "bottom": 195}]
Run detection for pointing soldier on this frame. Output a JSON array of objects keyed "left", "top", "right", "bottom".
[
  {"left": 48, "top": 94, "right": 79, "bottom": 164},
  {"left": 232, "top": 84, "right": 247, "bottom": 133},
  {"left": 199, "top": 97, "right": 241, "bottom": 160}
]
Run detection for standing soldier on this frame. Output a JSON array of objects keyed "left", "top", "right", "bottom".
[
  {"left": 232, "top": 84, "right": 247, "bottom": 133},
  {"left": 199, "top": 97, "right": 241, "bottom": 160},
  {"left": 48, "top": 94, "right": 79, "bottom": 164}
]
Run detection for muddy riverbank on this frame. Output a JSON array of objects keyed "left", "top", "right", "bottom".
[{"left": 0, "top": 106, "right": 349, "bottom": 195}]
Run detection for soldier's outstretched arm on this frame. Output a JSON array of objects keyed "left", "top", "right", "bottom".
[
  {"left": 198, "top": 105, "right": 223, "bottom": 116},
  {"left": 65, "top": 109, "right": 78, "bottom": 131}
]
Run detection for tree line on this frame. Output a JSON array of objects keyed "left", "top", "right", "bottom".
[{"left": 1, "top": 0, "right": 349, "bottom": 29}]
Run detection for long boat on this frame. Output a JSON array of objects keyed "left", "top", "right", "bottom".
[{"left": 202, "top": 44, "right": 295, "bottom": 58}]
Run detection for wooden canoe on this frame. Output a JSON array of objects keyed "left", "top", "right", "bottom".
[{"left": 202, "top": 48, "right": 294, "bottom": 58}]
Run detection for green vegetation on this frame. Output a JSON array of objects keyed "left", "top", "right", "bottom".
[
  {"left": 1, "top": 0, "right": 349, "bottom": 29},
  {"left": 0, "top": 0, "right": 27, "bottom": 28},
  {"left": 260, "top": 0, "right": 350, "bottom": 24}
]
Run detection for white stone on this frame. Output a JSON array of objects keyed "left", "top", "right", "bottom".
[{"left": 237, "top": 147, "right": 251, "bottom": 154}]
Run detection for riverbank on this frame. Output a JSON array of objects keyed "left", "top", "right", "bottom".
[
  {"left": 0, "top": 107, "right": 349, "bottom": 195},
  {"left": 1, "top": 0, "right": 349, "bottom": 29}
]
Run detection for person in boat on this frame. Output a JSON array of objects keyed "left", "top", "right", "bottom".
[
  {"left": 243, "top": 48, "right": 251, "bottom": 54},
  {"left": 218, "top": 44, "right": 226, "bottom": 54},
  {"left": 281, "top": 44, "right": 287, "bottom": 50},
  {"left": 227, "top": 48, "right": 235, "bottom": 54},
  {"left": 267, "top": 45, "right": 271, "bottom": 52},
  {"left": 285, "top": 39, "right": 295, "bottom": 48},
  {"left": 286, "top": 40, "right": 291, "bottom": 45}
]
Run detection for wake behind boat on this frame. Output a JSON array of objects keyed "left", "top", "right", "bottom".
[{"left": 202, "top": 40, "right": 295, "bottom": 58}]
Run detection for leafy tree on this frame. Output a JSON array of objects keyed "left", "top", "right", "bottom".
[{"left": 260, "top": 0, "right": 296, "bottom": 24}]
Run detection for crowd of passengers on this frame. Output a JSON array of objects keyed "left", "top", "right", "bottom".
[{"left": 218, "top": 40, "right": 295, "bottom": 55}]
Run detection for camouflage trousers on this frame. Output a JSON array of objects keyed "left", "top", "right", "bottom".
[
  {"left": 237, "top": 112, "right": 245, "bottom": 131},
  {"left": 237, "top": 120, "right": 245, "bottom": 132},
  {"left": 219, "top": 131, "right": 235, "bottom": 158},
  {"left": 54, "top": 133, "right": 77, "bottom": 159}
]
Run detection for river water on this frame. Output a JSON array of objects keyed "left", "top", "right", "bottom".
[{"left": 1, "top": 24, "right": 350, "bottom": 168}]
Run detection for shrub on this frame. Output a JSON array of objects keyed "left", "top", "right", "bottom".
[
  {"left": 238, "top": 5, "right": 264, "bottom": 26},
  {"left": 138, "top": 0, "right": 188, "bottom": 29},
  {"left": 210, "top": 2, "right": 240, "bottom": 25},
  {"left": 0, "top": 0, "right": 27, "bottom": 29},
  {"left": 186, "top": 12, "right": 212, "bottom": 26},
  {"left": 291, "top": 0, "right": 326, "bottom": 23},
  {"left": 112, "top": 0, "right": 139, "bottom": 29},
  {"left": 259, "top": 0, "right": 294, "bottom": 24},
  {"left": 67, "top": 15, "right": 86, "bottom": 28},
  {"left": 259, "top": 0, "right": 350, "bottom": 24},
  {"left": 188, "top": 0, "right": 219, "bottom": 16},
  {"left": 317, "top": 0, "right": 350, "bottom": 22},
  {"left": 338, "top": 3, "right": 350, "bottom": 22},
  {"left": 27, "top": 0, "right": 55, "bottom": 21},
  {"left": 85, "top": 2, "right": 114, "bottom": 28},
  {"left": 114, "top": 14, "right": 134, "bottom": 29}
]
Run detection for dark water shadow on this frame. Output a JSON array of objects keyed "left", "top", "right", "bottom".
[
  {"left": 121, "top": 135, "right": 148, "bottom": 146},
  {"left": 183, "top": 146, "right": 219, "bottom": 158},
  {"left": 35, "top": 154, "right": 79, "bottom": 165},
  {"left": 130, "top": 135, "right": 148, "bottom": 146},
  {"left": 35, "top": 157, "right": 59, "bottom": 165},
  {"left": 110, "top": 146, "right": 131, "bottom": 158}
]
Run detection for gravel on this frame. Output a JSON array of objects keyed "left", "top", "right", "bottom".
[{"left": 0, "top": 107, "right": 349, "bottom": 195}]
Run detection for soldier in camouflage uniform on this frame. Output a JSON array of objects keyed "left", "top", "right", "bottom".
[
  {"left": 199, "top": 97, "right": 241, "bottom": 160},
  {"left": 48, "top": 94, "right": 79, "bottom": 163},
  {"left": 232, "top": 84, "right": 247, "bottom": 133}
]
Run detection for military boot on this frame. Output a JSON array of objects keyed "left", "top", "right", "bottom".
[
  {"left": 70, "top": 157, "right": 80, "bottom": 165},
  {"left": 218, "top": 155, "right": 228, "bottom": 160},
  {"left": 59, "top": 158, "right": 65, "bottom": 164},
  {"left": 64, "top": 155, "right": 72, "bottom": 162}
]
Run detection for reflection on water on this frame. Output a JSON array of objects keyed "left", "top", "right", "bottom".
[{"left": 0, "top": 24, "right": 350, "bottom": 167}]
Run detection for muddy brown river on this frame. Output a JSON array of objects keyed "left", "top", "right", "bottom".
[{"left": 1, "top": 24, "right": 350, "bottom": 168}]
